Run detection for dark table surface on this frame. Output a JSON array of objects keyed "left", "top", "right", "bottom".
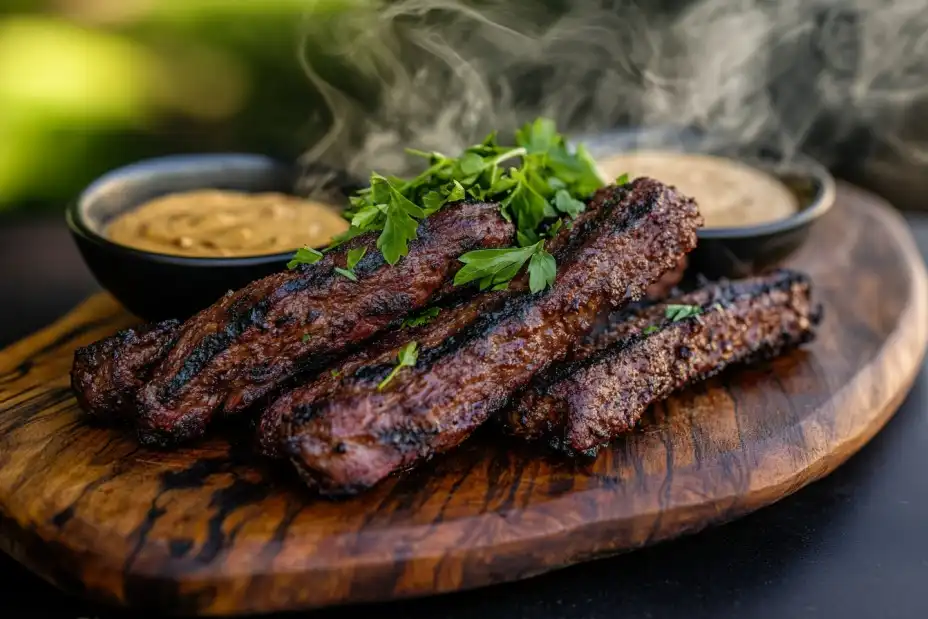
[{"left": 2, "top": 214, "right": 928, "bottom": 619}]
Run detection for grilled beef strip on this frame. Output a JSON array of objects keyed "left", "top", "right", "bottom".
[
  {"left": 71, "top": 320, "right": 181, "bottom": 421},
  {"left": 258, "top": 292, "right": 505, "bottom": 458},
  {"left": 504, "top": 269, "right": 821, "bottom": 454},
  {"left": 282, "top": 178, "right": 703, "bottom": 495},
  {"left": 134, "top": 200, "right": 515, "bottom": 446},
  {"left": 256, "top": 184, "right": 617, "bottom": 458}
]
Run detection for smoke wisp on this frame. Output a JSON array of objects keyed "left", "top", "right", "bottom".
[{"left": 296, "top": 0, "right": 928, "bottom": 184}]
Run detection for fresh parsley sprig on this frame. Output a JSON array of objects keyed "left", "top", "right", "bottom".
[
  {"left": 316, "top": 118, "right": 605, "bottom": 288},
  {"left": 453, "top": 241, "right": 556, "bottom": 293},
  {"left": 334, "top": 247, "right": 366, "bottom": 282},
  {"left": 377, "top": 341, "right": 419, "bottom": 391}
]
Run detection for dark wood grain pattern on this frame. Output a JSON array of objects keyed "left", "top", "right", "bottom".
[{"left": 0, "top": 183, "right": 925, "bottom": 616}]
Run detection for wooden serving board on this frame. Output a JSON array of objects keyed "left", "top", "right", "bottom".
[{"left": 0, "top": 183, "right": 925, "bottom": 616}]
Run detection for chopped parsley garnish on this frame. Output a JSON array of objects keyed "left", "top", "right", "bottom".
[
  {"left": 334, "top": 246, "right": 367, "bottom": 281},
  {"left": 453, "top": 241, "right": 556, "bottom": 293},
  {"left": 377, "top": 341, "right": 419, "bottom": 391},
  {"left": 293, "top": 118, "right": 610, "bottom": 291},
  {"left": 301, "top": 333, "right": 311, "bottom": 343},
  {"left": 334, "top": 268, "right": 358, "bottom": 282},
  {"left": 330, "top": 369, "right": 341, "bottom": 378},
  {"left": 402, "top": 307, "right": 441, "bottom": 328},
  {"left": 615, "top": 173, "right": 630, "bottom": 186},
  {"left": 287, "top": 246, "right": 324, "bottom": 269},
  {"left": 665, "top": 304, "right": 703, "bottom": 322},
  {"left": 643, "top": 325, "right": 659, "bottom": 335},
  {"left": 346, "top": 246, "right": 366, "bottom": 269}
]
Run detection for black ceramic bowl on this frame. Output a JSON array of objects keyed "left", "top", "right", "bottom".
[
  {"left": 67, "top": 154, "right": 354, "bottom": 321},
  {"left": 576, "top": 127, "right": 836, "bottom": 279}
]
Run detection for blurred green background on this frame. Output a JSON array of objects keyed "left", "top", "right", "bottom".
[{"left": 0, "top": 0, "right": 365, "bottom": 214}]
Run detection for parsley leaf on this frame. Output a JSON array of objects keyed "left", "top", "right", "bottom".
[
  {"left": 554, "top": 189, "right": 586, "bottom": 218},
  {"left": 330, "top": 369, "right": 341, "bottom": 378},
  {"left": 350, "top": 205, "right": 382, "bottom": 229},
  {"left": 615, "top": 173, "right": 630, "bottom": 186},
  {"left": 302, "top": 333, "right": 311, "bottom": 342},
  {"left": 371, "top": 174, "right": 425, "bottom": 265},
  {"left": 377, "top": 341, "right": 419, "bottom": 391},
  {"left": 545, "top": 219, "right": 564, "bottom": 239},
  {"left": 665, "top": 304, "right": 702, "bottom": 321},
  {"left": 287, "top": 246, "right": 324, "bottom": 269},
  {"left": 346, "top": 247, "right": 366, "bottom": 270},
  {"left": 501, "top": 168, "right": 554, "bottom": 232},
  {"left": 528, "top": 248, "right": 556, "bottom": 293},
  {"left": 455, "top": 240, "right": 557, "bottom": 293},
  {"left": 454, "top": 243, "right": 540, "bottom": 290},
  {"left": 515, "top": 118, "right": 558, "bottom": 154},
  {"left": 332, "top": 247, "right": 366, "bottom": 282},
  {"left": 517, "top": 229, "right": 541, "bottom": 248},
  {"left": 334, "top": 267, "right": 358, "bottom": 282},
  {"left": 643, "top": 325, "right": 659, "bottom": 335},
  {"left": 402, "top": 307, "right": 441, "bottom": 328}
]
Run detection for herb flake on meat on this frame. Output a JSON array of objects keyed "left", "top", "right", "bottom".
[
  {"left": 378, "top": 341, "right": 419, "bottom": 391},
  {"left": 666, "top": 304, "right": 703, "bottom": 321},
  {"left": 402, "top": 307, "right": 441, "bottom": 328},
  {"left": 334, "top": 247, "right": 367, "bottom": 281},
  {"left": 287, "top": 246, "right": 324, "bottom": 269}
]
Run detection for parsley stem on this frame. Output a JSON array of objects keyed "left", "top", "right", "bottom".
[
  {"left": 404, "top": 158, "right": 454, "bottom": 192},
  {"left": 492, "top": 147, "right": 527, "bottom": 167},
  {"left": 377, "top": 366, "right": 402, "bottom": 391}
]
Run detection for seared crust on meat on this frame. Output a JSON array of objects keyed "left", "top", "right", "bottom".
[
  {"left": 71, "top": 320, "right": 181, "bottom": 421},
  {"left": 135, "top": 200, "right": 514, "bottom": 447},
  {"left": 282, "top": 178, "right": 703, "bottom": 495},
  {"left": 504, "top": 269, "right": 821, "bottom": 453}
]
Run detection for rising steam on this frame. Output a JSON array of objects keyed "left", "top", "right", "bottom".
[{"left": 295, "top": 0, "right": 928, "bottom": 184}]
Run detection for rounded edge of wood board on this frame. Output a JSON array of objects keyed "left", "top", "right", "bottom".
[{"left": 0, "top": 182, "right": 925, "bottom": 615}]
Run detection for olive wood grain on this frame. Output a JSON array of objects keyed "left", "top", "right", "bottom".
[{"left": 0, "top": 183, "right": 925, "bottom": 616}]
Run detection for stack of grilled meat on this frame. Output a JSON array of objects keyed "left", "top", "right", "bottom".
[{"left": 71, "top": 179, "right": 821, "bottom": 497}]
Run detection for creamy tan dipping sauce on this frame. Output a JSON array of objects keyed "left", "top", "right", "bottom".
[
  {"left": 106, "top": 190, "right": 349, "bottom": 257},
  {"left": 596, "top": 152, "right": 799, "bottom": 229}
]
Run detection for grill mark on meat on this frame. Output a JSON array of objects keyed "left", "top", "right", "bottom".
[
  {"left": 70, "top": 320, "right": 181, "bottom": 421},
  {"left": 257, "top": 291, "right": 511, "bottom": 458},
  {"left": 162, "top": 299, "right": 272, "bottom": 398},
  {"left": 282, "top": 178, "right": 702, "bottom": 495},
  {"left": 503, "top": 269, "right": 821, "bottom": 453},
  {"left": 255, "top": 184, "right": 617, "bottom": 458},
  {"left": 135, "top": 200, "right": 514, "bottom": 446}
]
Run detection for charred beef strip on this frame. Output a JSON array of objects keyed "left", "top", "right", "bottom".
[
  {"left": 282, "top": 178, "right": 703, "bottom": 495},
  {"left": 504, "top": 269, "right": 821, "bottom": 453},
  {"left": 135, "top": 200, "right": 514, "bottom": 446},
  {"left": 258, "top": 292, "right": 504, "bottom": 458},
  {"left": 71, "top": 320, "right": 181, "bottom": 421},
  {"left": 256, "top": 185, "right": 617, "bottom": 458}
]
